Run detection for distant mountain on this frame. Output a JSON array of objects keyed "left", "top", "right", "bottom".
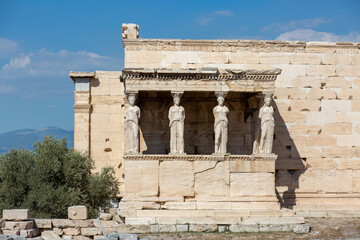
[{"left": 0, "top": 127, "right": 74, "bottom": 154}]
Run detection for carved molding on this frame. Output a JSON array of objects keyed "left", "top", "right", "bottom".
[
  {"left": 122, "top": 68, "right": 281, "bottom": 82},
  {"left": 123, "top": 154, "right": 277, "bottom": 161}
]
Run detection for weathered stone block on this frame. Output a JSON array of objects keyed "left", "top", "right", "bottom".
[
  {"left": 321, "top": 100, "right": 352, "bottom": 112},
  {"left": 230, "top": 160, "right": 274, "bottom": 173},
  {"left": 293, "top": 223, "right": 311, "bottom": 233},
  {"left": 291, "top": 53, "right": 321, "bottom": 65},
  {"left": 322, "top": 123, "right": 352, "bottom": 135},
  {"left": 337, "top": 136, "right": 360, "bottom": 146},
  {"left": 306, "top": 134, "right": 336, "bottom": 146},
  {"left": 290, "top": 100, "right": 321, "bottom": 111},
  {"left": 290, "top": 76, "right": 321, "bottom": 88},
  {"left": 159, "top": 161, "right": 194, "bottom": 197},
  {"left": 188, "top": 224, "right": 218, "bottom": 232},
  {"left": 279, "top": 112, "right": 306, "bottom": 123},
  {"left": 2, "top": 209, "right": 29, "bottom": 221},
  {"left": 322, "top": 170, "right": 352, "bottom": 193},
  {"left": 4, "top": 221, "right": 34, "bottom": 230},
  {"left": 194, "top": 161, "right": 230, "bottom": 198},
  {"left": 52, "top": 219, "right": 93, "bottom": 228},
  {"left": 80, "top": 228, "right": 102, "bottom": 236},
  {"left": 124, "top": 160, "right": 159, "bottom": 197},
  {"left": 63, "top": 228, "right": 81, "bottom": 236},
  {"left": 34, "top": 219, "right": 52, "bottom": 229},
  {"left": 260, "top": 53, "right": 291, "bottom": 64},
  {"left": 306, "top": 65, "right": 335, "bottom": 76},
  {"left": 68, "top": 206, "right": 88, "bottom": 220},
  {"left": 322, "top": 54, "right": 351, "bottom": 65},
  {"left": 42, "top": 231, "right": 62, "bottom": 240},
  {"left": 176, "top": 224, "right": 189, "bottom": 232},
  {"left": 99, "top": 213, "right": 112, "bottom": 221},
  {"left": 158, "top": 224, "right": 176, "bottom": 233},
  {"left": 306, "top": 88, "right": 336, "bottom": 100},
  {"left": 2, "top": 230, "right": 20, "bottom": 236},
  {"left": 230, "top": 173, "right": 274, "bottom": 196},
  {"left": 229, "top": 224, "right": 258, "bottom": 232},
  {"left": 322, "top": 77, "right": 351, "bottom": 88},
  {"left": 228, "top": 52, "right": 260, "bottom": 64},
  {"left": 20, "top": 229, "right": 39, "bottom": 238}
]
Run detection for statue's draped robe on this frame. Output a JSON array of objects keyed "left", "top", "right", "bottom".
[
  {"left": 259, "top": 106, "right": 274, "bottom": 154},
  {"left": 124, "top": 105, "right": 140, "bottom": 153},
  {"left": 213, "top": 105, "right": 229, "bottom": 154},
  {"left": 169, "top": 105, "right": 185, "bottom": 154}
]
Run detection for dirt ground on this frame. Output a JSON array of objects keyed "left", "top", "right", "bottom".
[{"left": 139, "top": 218, "right": 360, "bottom": 240}]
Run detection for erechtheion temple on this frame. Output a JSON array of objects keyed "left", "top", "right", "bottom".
[{"left": 69, "top": 23, "right": 360, "bottom": 229}]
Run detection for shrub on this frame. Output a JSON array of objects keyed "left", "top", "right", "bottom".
[{"left": 0, "top": 136, "right": 119, "bottom": 218}]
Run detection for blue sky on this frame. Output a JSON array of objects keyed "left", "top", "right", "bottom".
[{"left": 0, "top": 0, "right": 359, "bottom": 133}]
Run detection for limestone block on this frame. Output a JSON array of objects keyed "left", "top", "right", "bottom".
[
  {"left": 323, "top": 122, "right": 352, "bottom": 135},
  {"left": 2, "top": 230, "right": 20, "bottom": 236},
  {"left": 322, "top": 170, "right": 352, "bottom": 193},
  {"left": 136, "top": 210, "right": 214, "bottom": 218},
  {"left": 63, "top": 228, "right": 80, "bottom": 236},
  {"left": 306, "top": 134, "right": 336, "bottom": 146},
  {"left": 306, "top": 88, "right": 336, "bottom": 100},
  {"left": 275, "top": 158, "right": 306, "bottom": 170},
  {"left": 289, "top": 100, "right": 321, "bottom": 111},
  {"left": 197, "top": 202, "right": 232, "bottom": 210},
  {"left": 321, "top": 147, "right": 351, "bottom": 158},
  {"left": 353, "top": 170, "right": 360, "bottom": 192},
  {"left": 93, "top": 220, "right": 118, "bottom": 228},
  {"left": 306, "top": 111, "right": 336, "bottom": 125},
  {"left": 80, "top": 228, "right": 102, "bottom": 236},
  {"left": 274, "top": 88, "right": 306, "bottom": 99},
  {"left": 352, "top": 146, "right": 360, "bottom": 157},
  {"left": 275, "top": 65, "right": 306, "bottom": 87},
  {"left": 99, "top": 213, "right": 112, "bottom": 221},
  {"left": 291, "top": 53, "right": 321, "bottom": 65},
  {"left": 321, "top": 100, "right": 352, "bottom": 112},
  {"left": 159, "top": 161, "right": 194, "bottom": 197},
  {"left": 52, "top": 219, "right": 93, "bottom": 228},
  {"left": 230, "top": 173, "right": 274, "bottom": 197},
  {"left": 53, "top": 227, "right": 63, "bottom": 235},
  {"left": 296, "top": 169, "right": 322, "bottom": 192},
  {"left": 198, "top": 52, "right": 228, "bottom": 64},
  {"left": 162, "top": 202, "right": 196, "bottom": 210},
  {"left": 293, "top": 224, "right": 311, "bottom": 233},
  {"left": 322, "top": 54, "right": 351, "bottom": 65},
  {"left": 306, "top": 65, "right": 335, "bottom": 76},
  {"left": 68, "top": 206, "right": 88, "bottom": 220},
  {"left": 321, "top": 77, "right": 351, "bottom": 88},
  {"left": 194, "top": 161, "right": 230, "bottom": 198},
  {"left": 337, "top": 135, "right": 360, "bottom": 146},
  {"left": 124, "top": 160, "right": 159, "bottom": 197},
  {"left": 274, "top": 99, "right": 290, "bottom": 111},
  {"left": 93, "top": 235, "right": 104, "bottom": 240},
  {"left": 352, "top": 55, "right": 360, "bottom": 65},
  {"left": 290, "top": 76, "right": 321, "bottom": 88},
  {"left": 34, "top": 219, "right": 52, "bottom": 229},
  {"left": 90, "top": 78, "right": 110, "bottom": 96},
  {"left": 125, "top": 51, "right": 165, "bottom": 68},
  {"left": 336, "top": 66, "right": 360, "bottom": 77},
  {"left": 214, "top": 209, "right": 251, "bottom": 217},
  {"left": 352, "top": 100, "right": 360, "bottom": 111},
  {"left": 188, "top": 224, "right": 217, "bottom": 232},
  {"left": 2, "top": 209, "right": 29, "bottom": 221},
  {"left": 4, "top": 221, "right": 34, "bottom": 230},
  {"left": 42, "top": 231, "right": 62, "bottom": 240},
  {"left": 176, "top": 224, "right": 189, "bottom": 232},
  {"left": 125, "top": 217, "right": 155, "bottom": 225},
  {"left": 260, "top": 53, "right": 291, "bottom": 64},
  {"left": 228, "top": 52, "right": 260, "bottom": 64},
  {"left": 73, "top": 236, "right": 92, "bottom": 240},
  {"left": 158, "top": 224, "right": 176, "bottom": 233},
  {"left": 289, "top": 124, "right": 321, "bottom": 134},
  {"left": 279, "top": 112, "right": 306, "bottom": 123},
  {"left": 229, "top": 224, "right": 258, "bottom": 232},
  {"left": 230, "top": 160, "right": 274, "bottom": 173},
  {"left": 20, "top": 229, "right": 40, "bottom": 238}
]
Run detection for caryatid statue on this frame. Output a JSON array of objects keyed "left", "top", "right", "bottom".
[
  {"left": 213, "top": 93, "right": 229, "bottom": 154},
  {"left": 168, "top": 92, "right": 185, "bottom": 154},
  {"left": 258, "top": 94, "right": 275, "bottom": 154},
  {"left": 124, "top": 93, "right": 140, "bottom": 154}
]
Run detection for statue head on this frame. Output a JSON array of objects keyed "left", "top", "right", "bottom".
[
  {"left": 217, "top": 96, "right": 225, "bottom": 106},
  {"left": 174, "top": 96, "right": 181, "bottom": 106},
  {"left": 128, "top": 94, "right": 136, "bottom": 106},
  {"left": 264, "top": 95, "right": 272, "bottom": 107}
]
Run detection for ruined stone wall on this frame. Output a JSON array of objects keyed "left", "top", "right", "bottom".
[{"left": 122, "top": 40, "right": 360, "bottom": 211}]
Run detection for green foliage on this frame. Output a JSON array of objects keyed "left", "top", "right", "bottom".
[{"left": 0, "top": 136, "right": 119, "bottom": 218}]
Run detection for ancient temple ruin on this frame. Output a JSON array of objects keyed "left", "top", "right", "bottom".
[{"left": 70, "top": 23, "right": 360, "bottom": 227}]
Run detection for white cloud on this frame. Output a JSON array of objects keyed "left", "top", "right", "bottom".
[
  {"left": 197, "top": 17, "right": 213, "bottom": 26},
  {"left": 276, "top": 28, "right": 360, "bottom": 42},
  {"left": 1, "top": 48, "right": 122, "bottom": 79},
  {"left": 0, "top": 37, "right": 19, "bottom": 57},
  {"left": 215, "top": 10, "right": 234, "bottom": 16},
  {"left": 262, "top": 17, "right": 327, "bottom": 32}
]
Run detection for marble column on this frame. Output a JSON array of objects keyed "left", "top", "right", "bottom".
[
  {"left": 213, "top": 92, "right": 229, "bottom": 154},
  {"left": 124, "top": 92, "right": 140, "bottom": 154},
  {"left": 169, "top": 92, "right": 185, "bottom": 154}
]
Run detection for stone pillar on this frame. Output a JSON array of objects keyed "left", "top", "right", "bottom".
[
  {"left": 73, "top": 78, "right": 91, "bottom": 153},
  {"left": 169, "top": 91, "right": 185, "bottom": 155},
  {"left": 124, "top": 91, "right": 140, "bottom": 154},
  {"left": 213, "top": 92, "right": 229, "bottom": 155}
]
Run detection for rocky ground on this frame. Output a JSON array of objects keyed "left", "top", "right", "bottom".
[{"left": 139, "top": 218, "right": 360, "bottom": 240}]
